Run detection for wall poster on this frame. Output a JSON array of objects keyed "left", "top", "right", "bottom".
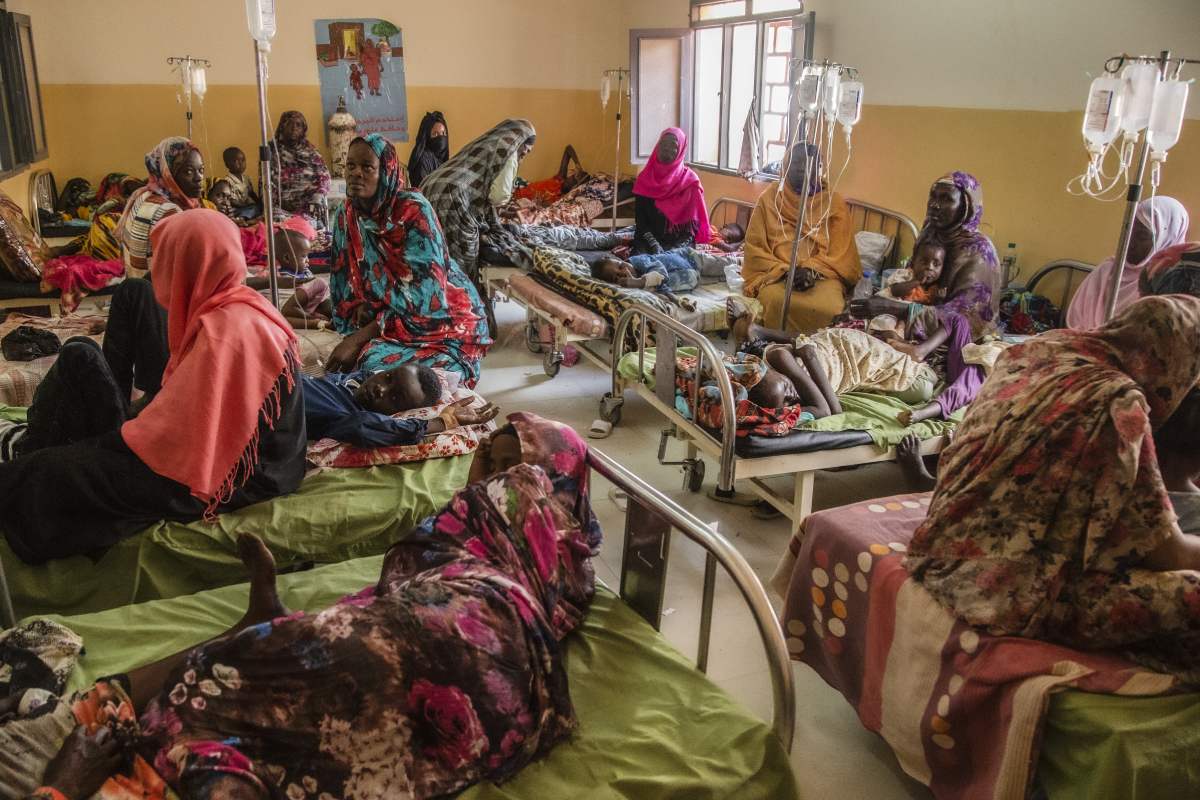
[{"left": 314, "top": 18, "right": 408, "bottom": 141}]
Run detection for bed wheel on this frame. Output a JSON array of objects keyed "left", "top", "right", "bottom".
[
  {"left": 684, "top": 459, "right": 706, "bottom": 493},
  {"left": 543, "top": 351, "right": 563, "bottom": 377},
  {"left": 599, "top": 394, "right": 623, "bottom": 425},
  {"left": 526, "top": 320, "right": 544, "bottom": 353}
]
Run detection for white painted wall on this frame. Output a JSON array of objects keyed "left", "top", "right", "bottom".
[
  {"left": 624, "top": 0, "right": 1200, "bottom": 116},
  {"left": 10, "top": 0, "right": 622, "bottom": 89}
]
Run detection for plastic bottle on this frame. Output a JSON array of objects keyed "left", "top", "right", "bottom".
[
  {"left": 822, "top": 70, "right": 841, "bottom": 118},
  {"left": 246, "top": 0, "right": 277, "bottom": 46},
  {"left": 853, "top": 269, "right": 875, "bottom": 300},
  {"left": 796, "top": 66, "right": 823, "bottom": 114},
  {"left": 190, "top": 65, "right": 207, "bottom": 101},
  {"left": 1001, "top": 242, "right": 1019, "bottom": 287},
  {"left": 1120, "top": 62, "right": 1158, "bottom": 135},
  {"left": 1148, "top": 79, "right": 1190, "bottom": 160},
  {"left": 1082, "top": 75, "right": 1124, "bottom": 151},
  {"left": 836, "top": 80, "right": 864, "bottom": 128}
]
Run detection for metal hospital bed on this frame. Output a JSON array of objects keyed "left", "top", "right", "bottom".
[
  {"left": 7, "top": 448, "right": 797, "bottom": 797},
  {"left": 597, "top": 198, "right": 938, "bottom": 538}
]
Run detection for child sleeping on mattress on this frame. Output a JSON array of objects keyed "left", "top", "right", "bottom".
[
  {"left": 303, "top": 363, "right": 498, "bottom": 448},
  {"left": 590, "top": 249, "right": 740, "bottom": 307}
]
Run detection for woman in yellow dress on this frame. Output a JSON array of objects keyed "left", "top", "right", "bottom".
[{"left": 741, "top": 143, "right": 859, "bottom": 332}]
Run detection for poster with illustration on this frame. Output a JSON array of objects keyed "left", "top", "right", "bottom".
[{"left": 314, "top": 18, "right": 408, "bottom": 140}]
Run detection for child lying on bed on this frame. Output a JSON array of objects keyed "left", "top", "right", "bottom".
[
  {"left": 709, "top": 221, "right": 746, "bottom": 253},
  {"left": 590, "top": 249, "right": 740, "bottom": 307},
  {"left": 303, "top": 363, "right": 499, "bottom": 449}
]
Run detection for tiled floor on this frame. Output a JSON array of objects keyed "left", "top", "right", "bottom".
[{"left": 477, "top": 299, "right": 930, "bottom": 799}]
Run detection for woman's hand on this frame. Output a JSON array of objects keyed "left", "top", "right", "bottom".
[
  {"left": 42, "top": 726, "right": 123, "bottom": 800},
  {"left": 849, "top": 295, "right": 907, "bottom": 319},
  {"left": 792, "top": 267, "right": 821, "bottom": 291},
  {"left": 324, "top": 335, "right": 366, "bottom": 374}
]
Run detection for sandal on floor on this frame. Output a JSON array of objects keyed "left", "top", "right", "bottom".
[
  {"left": 751, "top": 500, "right": 783, "bottom": 520},
  {"left": 588, "top": 419, "right": 613, "bottom": 439}
]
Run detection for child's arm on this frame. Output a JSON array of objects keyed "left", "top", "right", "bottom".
[{"left": 891, "top": 322, "right": 950, "bottom": 361}]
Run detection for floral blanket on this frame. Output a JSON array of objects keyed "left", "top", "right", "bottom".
[
  {"left": 500, "top": 173, "right": 629, "bottom": 228},
  {"left": 774, "top": 494, "right": 1182, "bottom": 800},
  {"left": 306, "top": 385, "right": 495, "bottom": 469}
]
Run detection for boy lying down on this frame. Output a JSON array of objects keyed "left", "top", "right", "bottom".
[
  {"left": 303, "top": 364, "right": 498, "bottom": 448},
  {"left": 590, "top": 247, "right": 741, "bottom": 309},
  {"left": 725, "top": 296, "right": 969, "bottom": 422}
]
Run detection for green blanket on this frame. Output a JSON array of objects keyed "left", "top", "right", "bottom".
[
  {"left": 4, "top": 457, "right": 469, "bottom": 618},
  {"left": 1040, "top": 690, "right": 1200, "bottom": 800},
  {"left": 617, "top": 349, "right": 960, "bottom": 447},
  {"left": 0, "top": 405, "right": 26, "bottom": 422},
  {"left": 50, "top": 557, "right": 797, "bottom": 799}
]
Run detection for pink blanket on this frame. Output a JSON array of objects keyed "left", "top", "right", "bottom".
[
  {"left": 41, "top": 254, "right": 123, "bottom": 313},
  {"left": 777, "top": 494, "right": 1182, "bottom": 800}
]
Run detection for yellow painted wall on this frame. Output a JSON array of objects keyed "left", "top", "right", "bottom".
[
  {"left": 37, "top": 84, "right": 620, "bottom": 193},
  {"left": 698, "top": 109, "right": 1200, "bottom": 287}
]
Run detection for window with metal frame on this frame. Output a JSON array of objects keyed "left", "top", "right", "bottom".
[
  {"left": 0, "top": 8, "right": 45, "bottom": 176},
  {"left": 689, "top": 0, "right": 805, "bottom": 174}
]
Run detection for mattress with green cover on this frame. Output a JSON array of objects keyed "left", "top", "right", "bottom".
[
  {"left": 47, "top": 555, "right": 798, "bottom": 799},
  {"left": 1, "top": 453, "right": 470, "bottom": 619}
]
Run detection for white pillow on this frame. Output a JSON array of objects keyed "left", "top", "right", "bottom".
[{"left": 855, "top": 230, "right": 894, "bottom": 270}]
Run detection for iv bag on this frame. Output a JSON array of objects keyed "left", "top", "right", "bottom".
[
  {"left": 796, "top": 66, "right": 822, "bottom": 113},
  {"left": 246, "top": 0, "right": 276, "bottom": 44},
  {"left": 1120, "top": 62, "right": 1157, "bottom": 135},
  {"left": 836, "top": 80, "right": 863, "bottom": 127},
  {"left": 600, "top": 74, "right": 611, "bottom": 110},
  {"left": 822, "top": 70, "right": 841, "bottom": 117},
  {"left": 1082, "top": 75, "right": 1123, "bottom": 149},
  {"left": 1148, "top": 79, "right": 1189, "bottom": 158},
  {"left": 190, "top": 66, "right": 207, "bottom": 101}
]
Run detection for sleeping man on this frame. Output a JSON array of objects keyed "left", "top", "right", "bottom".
[{"left": 303, "top": 363, "right": 499, "bottom": 448}]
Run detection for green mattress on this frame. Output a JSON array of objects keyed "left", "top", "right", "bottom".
[
  {"left": 3, "top": 456, "right": 470, "bottom": 619},
  {"left": 48, "top": 556, "right": 797, "bottom": 799}
]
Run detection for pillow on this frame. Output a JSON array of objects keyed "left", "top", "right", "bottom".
[
  {"left": 855, "top": 230, "right": 894, "bottom": 271},
  {"left": 0, "top": 192, "right": 50, "bottom": 282}
]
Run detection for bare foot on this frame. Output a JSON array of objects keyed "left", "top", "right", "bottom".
[
  {"left": 898, "top": 409, "right": 913, "bottom": 427},
  {"left": 41, "top": 726, "right": 123, "bottom": 800},
  {"left": 899, "top": 403, "right": 942, "bottom": 428},
  {"left": 236, "top": 533, "right": 287, "bottom": 627},
  {"left": 726, "top": 297, "right": 754, "bottom": 344},
  {"left": 896, "top": 433, "right": 936, "bottom": 491}
]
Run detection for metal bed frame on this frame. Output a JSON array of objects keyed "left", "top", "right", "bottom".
[
  {"left": 596, "top": 197, "right": 931, "bottom": 538},
  {"left": 0, "top": 446, "right": 795, "bottom": 752}
]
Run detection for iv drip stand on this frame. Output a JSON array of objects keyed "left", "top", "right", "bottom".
[
  {"left": 1102, "top": 49, "right": 1171, "bottom": 323},
  {"left": 253, "top": 40, "right": 280, "bottom": 308},
  {"left": 604, "top": 68, "right": 630, "bottom": 233},
  {"left": 166, "top": 55, "right": 210, "bottom": 140},
  {"left": 778, "top": 61, "right": 829, "bottom": 330}
]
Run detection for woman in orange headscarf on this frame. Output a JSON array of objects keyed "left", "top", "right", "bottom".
[
  {"left": 741, "top": 143, "right": 859, "bottom": 332},
  {"left": 0, "top": 209, "right": 306, "bottom": 564}
]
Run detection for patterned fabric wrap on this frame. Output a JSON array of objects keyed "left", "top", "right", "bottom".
[
  {"left": 139, "top": 414, "right": 599, "bottom": 799},
  {"left": 80, "top": 199, "right": 125, "bottom": 261},
  {"left": 912, "top": 171, "right": 1000, "bottom": 341},
  {"left": 306, "top": 383, "right": 496, "bottom": 469},
  {"left": 118, "top": 137, "right": 204, "bottom": 277},
  {"left": 676, "top": 349, "right": 811, "bottom": 437},
  {"left": 500, "top": 173, "right": 622, "bottom": 228},
  {"left": 330, "top": 134, "right": 491, "bottom": 387},
  {"left": 906, "top": 295, "right": 1200, "bottom": 680},
  {"left": 529, "top": 247, "right": 671, "bottom": 348},
  {"left": 421, "top": 118, "right": 536, "bottom": 279},
  {"left": 273, "top": 111, "right": 332, "bottom": 224},
  {"left": 0, "top": 191, "right": 50, "bottom": 282}
]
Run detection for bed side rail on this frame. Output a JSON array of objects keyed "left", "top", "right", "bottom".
[
  {"left": 708, "top": 196, "right": 756, "bottom": 231},
  {"left": 1023, "top": 259, "right": 1094, "bottom": 328},
  {"left": 609, "top": 303, "right": 739, "bottom": 494},
  {"left": 589, "top": 446, "right": 795, "bottom": 752},
  {"left": 846, "top": 198, "right": 921, "bottom": 269}
]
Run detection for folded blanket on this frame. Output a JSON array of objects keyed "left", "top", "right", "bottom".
[
  {"left": 306, "top": 385, "right": 496, "bottom": 469},
  {"left": 40, "top": 254, "right": 124, "bottom": 314},
  {"left": 776, "top": 496, "right": 1182, "bottom": 800}
]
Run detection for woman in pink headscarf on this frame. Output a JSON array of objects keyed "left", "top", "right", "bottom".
[
  {"left": 1066, "top": 195, "right": 1190, "bottom": 329},
  {"left": 632, "top": 127, "right": 711, "bottom": 255}
]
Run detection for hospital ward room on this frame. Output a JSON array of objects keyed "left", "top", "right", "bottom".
[{"left": 0, "top": 0, "right": 1199, "bottom": 797}]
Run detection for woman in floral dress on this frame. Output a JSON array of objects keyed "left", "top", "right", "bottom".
[
  {"left": 905, "top": 295, "right": 1200, "bottom": 682},
  {"left": 325, "top": 133, "right": 491, "bottom": 386}
]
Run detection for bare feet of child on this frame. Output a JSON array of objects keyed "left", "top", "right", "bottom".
[
  {"left": 236, "top": 533, "right": 288, "bottom": 628},
  {"left": 896, "top": 433, "right": 936, "bottom": 491},
  {"left": 726, "top": 297, "right": 759, "bottom": 345}
]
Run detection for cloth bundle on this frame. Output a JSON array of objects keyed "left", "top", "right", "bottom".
[{"left": 1, "top": 326, "right": 60, "bottom": 362}]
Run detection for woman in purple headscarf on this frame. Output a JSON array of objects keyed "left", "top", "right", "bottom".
[{"left": 850, "top": 171, "right": 1000, "bottom": 424}]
